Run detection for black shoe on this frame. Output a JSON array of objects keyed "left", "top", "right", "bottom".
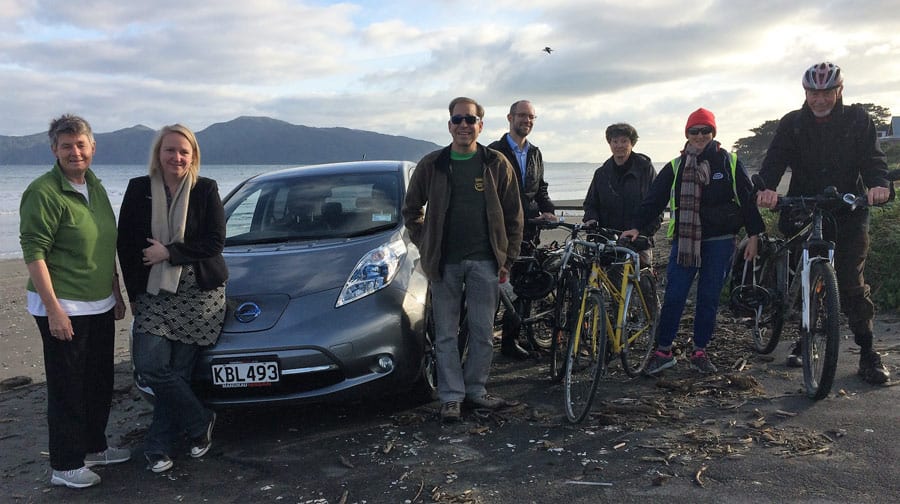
[
  {"left": 501, "top": 340, "right": 531, "bottom": 360},
  {"left": 190, "top": 412, "right": 216, "bottom": 458},
  {"left": 786, "top": 341, "right": 802, "bottom": 368},
  {"left": 858, "top": 350, "right": 890, "bottom": 384},
  {"left": 145, "top": 453, "right": 173, "bottom": 473}
]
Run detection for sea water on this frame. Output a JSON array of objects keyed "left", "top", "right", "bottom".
[{"left": 0, "top": 162, "right": 610, "bottom": 258}]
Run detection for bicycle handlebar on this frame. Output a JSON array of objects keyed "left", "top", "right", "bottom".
[{"left": 751, "top": 172, "right": 897, "bottom": 212}]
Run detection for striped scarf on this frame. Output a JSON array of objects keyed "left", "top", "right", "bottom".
[{"left": 676, "top": 144, "right": 710, "bottom": 267}]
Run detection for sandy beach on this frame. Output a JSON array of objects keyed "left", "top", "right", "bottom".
[{"left": 0, "top": 258, "right": 133, "bottom": 386}]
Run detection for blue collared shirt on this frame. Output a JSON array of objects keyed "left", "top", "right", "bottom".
[{"left": 505, "top": 134, "right": 529, "bottom": 188}]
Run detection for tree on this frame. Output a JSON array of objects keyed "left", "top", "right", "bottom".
[
  {"left": 732, "top": 120, "right": 779, "bottom": 172},
  {"left": 853, "top": 103, "right": 892, "bottom": 130}
]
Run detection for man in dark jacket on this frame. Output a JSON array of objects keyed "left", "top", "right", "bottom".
[
  {"left": 402, "top": 97, "right": 523, "bottom": 422},
  {"left": 488, "top": 100, "right": 555, "bottom": 359},
  {"left": 756, "top": 62, "right": 891, "bottom": 384}
]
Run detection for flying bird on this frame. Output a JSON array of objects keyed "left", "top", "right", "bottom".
[{"left": 543, "top": 47, "right": 553, "bottom": 54}]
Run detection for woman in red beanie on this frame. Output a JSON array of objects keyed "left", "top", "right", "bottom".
[{"left": 622, "top": 108, "right": 764, "bottom": 374}]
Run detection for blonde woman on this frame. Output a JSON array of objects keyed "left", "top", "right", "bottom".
[{"left": 117, "top": 124, "right": 227, "bottom": 473}]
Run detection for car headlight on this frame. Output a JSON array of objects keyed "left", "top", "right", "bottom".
[{"left": 336, "top": 239, "right": 407, "bottom": 307}]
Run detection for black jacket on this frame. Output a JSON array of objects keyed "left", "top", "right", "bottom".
[
  {"left": 634, "top": 140, "right": 764, "bottom": 239},
  {"left": 488, "top": 134, "right": 555, "bottom": 218},
  {"left": 117, "top": 175, "right": 228, "bottom": 302},
  {"left": 582, "top": 152, "right": 660, "bottom": 237},
  {"left": 758, "top": 100, "right": 888, "bottom": 198}
]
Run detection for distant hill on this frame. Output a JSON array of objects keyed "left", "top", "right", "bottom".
[{"left": 0, "top": 116, "right": 441, "bottom": 165}]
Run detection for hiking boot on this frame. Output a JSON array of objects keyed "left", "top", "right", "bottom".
[
  {"left": 501, "top": 338, "right": 531, "bottom": 360},
  {"left": 464, "top": 393, "right": 519, "bottom": 410},
  {"left": 84, "top": 446, "right": 131, "bottom": 467},
  {"left": 50, "top": 466, "right": 101, "bottom": 489},
  {"left": 858, "top": 350, "right": 890, "bottom": 385},
  {"left": 786, "top": 340, "right": 802, "bottom": 368},
  {"left": 690, "top": 350, "right": 718, "bottom": 374},
  {"left": 190, "top": 412, "right": 216, "bottom": 458},
  {"left": 440, "top": 401, "right": 461, "bottom": 422},
  {"left": 644, "top": 350, "right": 676, "bottom": 376},
  {"left": 145, "top": 453, "right": 173, "bottom": 473}
]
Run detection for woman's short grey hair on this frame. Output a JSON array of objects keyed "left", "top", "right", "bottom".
[{"left": 48, "top": 114, "right": 94, "bottom": 148}]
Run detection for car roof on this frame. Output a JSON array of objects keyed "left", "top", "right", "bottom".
[{"left": 248, "top": 160, "right": 415, "bottom": 183}]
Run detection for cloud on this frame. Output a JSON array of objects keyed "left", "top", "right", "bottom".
[{"left": 3, "top": 0, "right": 900, "bottom": 164}]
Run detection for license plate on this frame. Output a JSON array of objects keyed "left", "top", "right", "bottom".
[{"left": 212, "top": 360, "right": 280, "bottom": 388}]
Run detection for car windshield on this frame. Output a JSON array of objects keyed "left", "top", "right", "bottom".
[{"left": 224, "top": 171, "right": 401, "bottom": 245}]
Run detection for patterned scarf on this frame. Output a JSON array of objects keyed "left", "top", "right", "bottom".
[
  {"left": 676, "top": 144, "right": 710, "bottom": 267},
  {"left": 147, "top": 172, "right": 190, "bottom": 295}
]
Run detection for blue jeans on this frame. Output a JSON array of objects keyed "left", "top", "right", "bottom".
[
  {"left": 657, "top": 237, "right": 735, "bottom": 350},
  {"left": 132, "top": 331, "right": 212, "bottom": 456},
  {"left": 431, "top": 260, "right": 499, "bottom": 403}
]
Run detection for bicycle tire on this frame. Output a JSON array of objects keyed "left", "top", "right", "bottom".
[
  {"left": 550, "top": 267, "right": 581, "bottom": 382},
  {"left": 564, "top": 291, "right": 607, "bottom": 423},
  {"left": 802, "top": 261, "right": 840, "bottom": 400},
  {"left": 525, "top": 296, "right": 555, "bottom": 350},
  {"left": 620, "top": 274, "right": 659, "bottom": 377},
  {"left": 752, "top": 253, "right": 789, "bottom": 354}
]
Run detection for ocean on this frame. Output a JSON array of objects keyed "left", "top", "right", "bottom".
[{"left": 0, "top": 162, "right": 609, "bottom": 259}]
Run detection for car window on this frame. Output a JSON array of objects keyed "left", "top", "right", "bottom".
[{"left": 223, "top": 172, "right": 401, "bottom": 245}]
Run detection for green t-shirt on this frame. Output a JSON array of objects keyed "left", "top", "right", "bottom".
[{"left": 443, "top": 152, "right": 494, "bottom": 265}]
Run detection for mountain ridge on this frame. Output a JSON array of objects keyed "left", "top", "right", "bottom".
[{"left": 0, "top": 116, "right": 441, "bottom": 165}]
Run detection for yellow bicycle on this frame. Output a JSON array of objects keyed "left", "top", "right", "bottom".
[{"left": 562, "top": 229, "right": 659, "bottom": 423}]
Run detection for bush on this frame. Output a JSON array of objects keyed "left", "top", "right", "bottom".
[{"left": 868, "top": 202, "right": 900, "bottom": 311}]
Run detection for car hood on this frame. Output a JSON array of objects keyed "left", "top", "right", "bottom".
[{"left": 224, "top": 233, "right": 401, "bottom": 298}]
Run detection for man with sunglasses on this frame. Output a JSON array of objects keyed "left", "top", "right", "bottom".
[
  {"left": 756, "top": 62, "right": 891, "bottom": 384},
  {"left": 488, "top": 100, "right": 556, "bottom": 359},
  {"left": 403, "top": 97, "right": 523, "bottom": 422}
]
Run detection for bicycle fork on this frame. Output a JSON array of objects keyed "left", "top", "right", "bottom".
[{"left": 798, "top": 242, "right": 834, "bottom": 333}]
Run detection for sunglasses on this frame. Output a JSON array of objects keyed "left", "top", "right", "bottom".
[
  {"left": 687, "top": 126, "right": 713, "bottom": 135},
  {"left": 450, "top": 114, "right": 479, "bottom": 125}
]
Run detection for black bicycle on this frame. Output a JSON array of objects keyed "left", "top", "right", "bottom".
[{"left": 732, "top": 174, "right": 897, "bottom": 399}]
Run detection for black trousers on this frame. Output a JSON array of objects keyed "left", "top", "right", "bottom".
[{"left": 36, "top": 309, "right": 115, "bottom": 470}]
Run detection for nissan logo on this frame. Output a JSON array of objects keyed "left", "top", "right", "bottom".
[{"left": 234, "top": 302, "right": 261, "bottom": 323}]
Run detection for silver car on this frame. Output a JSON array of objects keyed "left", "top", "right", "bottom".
[{"left": 178, "top": 160, "right": 436, "bottom": 407}]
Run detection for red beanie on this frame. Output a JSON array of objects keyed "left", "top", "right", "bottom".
[{"left": 685, "top": 108, "right": 717, "bottom": 137}]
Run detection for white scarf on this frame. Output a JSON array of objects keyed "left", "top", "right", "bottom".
[{"left": 146, "top": 172, "right": 190, "bottom": 295}]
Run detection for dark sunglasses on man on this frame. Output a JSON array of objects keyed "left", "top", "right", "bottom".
[{"left": 451, "top": 114, "right": 479, "bottom": 125}]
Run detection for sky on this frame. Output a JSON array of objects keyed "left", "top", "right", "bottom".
[{"left": 2, "top": 0, "right": 899, "bottom": 164}]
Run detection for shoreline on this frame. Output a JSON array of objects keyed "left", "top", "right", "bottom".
[{"left": 0, "top": 258, "right": 133, "bottom": 386}]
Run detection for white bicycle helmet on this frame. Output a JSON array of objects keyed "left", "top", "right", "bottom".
[{"left": 802, "top": 62, "right": 843, "bottom": 90}]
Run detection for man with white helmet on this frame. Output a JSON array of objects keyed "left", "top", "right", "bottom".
[{"left": 756, "top": 62, "right": 891, "bottom": 384}]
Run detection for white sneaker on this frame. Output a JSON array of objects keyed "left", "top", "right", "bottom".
[
  {"left": 84, "top": 446, "right": 131, "bottom": 467},
  {"left": 50, "top": 466, "right": 101, "bottom": 488}
]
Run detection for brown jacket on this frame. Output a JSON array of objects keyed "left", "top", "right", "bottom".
[{"left": 402, "top": 144, "right": 523, "bottom": 281}]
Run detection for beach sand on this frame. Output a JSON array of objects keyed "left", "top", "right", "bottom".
[{"left": 0, "top": 258, "right": 133, "bottom": 386}]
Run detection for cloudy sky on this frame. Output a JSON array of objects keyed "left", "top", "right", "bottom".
[{"left": 3, "top": 0, "right": 899, "bottom": 163}]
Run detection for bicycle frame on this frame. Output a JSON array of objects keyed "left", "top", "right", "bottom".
[
  {"left": 569, "top": 239, "right": 647, "bottom": 356},
  {"left": 764, "top": 208, "right": 835, "bottom": 334}
]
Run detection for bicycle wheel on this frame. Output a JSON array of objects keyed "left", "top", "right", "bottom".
[
  {"left": 564, "top": 291, "right": 607, "bottom": 423},
  {"left": 620, "top": 274, "right": 659, "bottom": 377},
  {"left": 752, "top": 253, "right": 789, "bottom": 354},
  {"left": 524, "top": 296, "right": 555, "bottom": 350},
  {"left": 550, "top": 267, "right": 581, "bottom": 382},
  {"left": 802, "top": 261, "right": 840, "bottom": 400}
]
